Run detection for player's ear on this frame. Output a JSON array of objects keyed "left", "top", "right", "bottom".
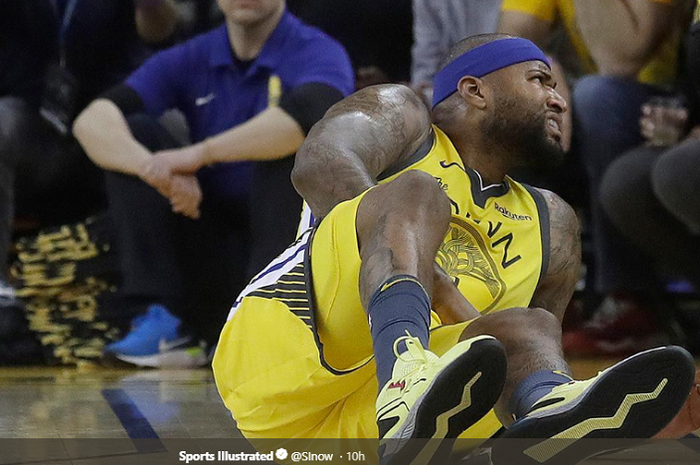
[{"left": 457, "top": 76, "right": 487, "bottom": 110}]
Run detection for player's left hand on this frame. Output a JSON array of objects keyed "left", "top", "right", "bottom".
[
  {"left": 153, "top": 143, "right": 207, "bottom": 175},
  {"left": 653, "top": 369, "right": 700, "bottom": 438}
]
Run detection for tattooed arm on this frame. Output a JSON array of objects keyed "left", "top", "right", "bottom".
[
  {"left": 530, "top": 189, "right": 582, "bottom": 323},
  {"left": 291, "top": 84, "right": 432, "bottom": 218}
]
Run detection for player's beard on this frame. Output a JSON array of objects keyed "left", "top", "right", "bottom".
[{"left": 481, "top": 93, "right": 565, "bottom": 170}]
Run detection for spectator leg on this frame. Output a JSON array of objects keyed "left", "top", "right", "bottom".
[
  {"left": 247, "top": 156, "right": 302, "bottom": 277},
  {"left": 10, "top": 106, "right": 104, "bottom": 225},
  {"left": 573, "top": 75, "right": 662, "bottom": 294},
  {"left": 105, "top": 114, "right": 251, "bottom": 344},
  {"left": 177, "top": 199, "right": 250, "bottom": 345},
  {"left": 601, "top": 145, "right": 700, "bottom": 289},
  {"left": 104, "top": 114, "right": 184, "bottom": 309},
  {"left": 652, "top": 138, "right": 700, "bottom": 235}
]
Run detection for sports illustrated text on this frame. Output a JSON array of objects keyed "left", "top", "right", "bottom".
[{"left": 179, "top": 448, "right": 366, "bottom": 463}]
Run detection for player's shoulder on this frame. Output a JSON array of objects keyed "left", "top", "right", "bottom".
[
  {"left": 534, "top": 188, "right": 577, "bottom": 224},
  {"left": 373, "top": 83, "right": 428, "bottom": 107},
  {"left": 340, "top": 84, "right": 431, "bottom": 126},
  {"left": 532, "top": 187, "right": 580, "bottom": 254}
]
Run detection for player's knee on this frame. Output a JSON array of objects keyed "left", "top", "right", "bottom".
[
  {"left": 389, "top": 170, "right": 451, "bottom": 220},
  {"left": 524, "top": 307, "right": 562, "bottom": 337},
  {"left": 490, "top": 307, "right": 561, "bottom": 339},
  {"left": 462, "top": 306, "right": 561, "bottom": 343}
]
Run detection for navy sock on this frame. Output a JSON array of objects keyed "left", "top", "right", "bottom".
[
  {"left": 368, "top": 275, "right": 431, "bottom": 388},
  {"left": 510, "top": 370, "right": 573, "bottom": 419}
]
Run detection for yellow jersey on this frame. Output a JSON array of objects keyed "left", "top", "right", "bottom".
[
  {"left": 501, "top": 0, "right": 680, "bottom": 86},
  {"left": 379, "top": 125, "right": 548, "bottom": 314},
  {"left": 215, "top": 125, "right": 549, "bottom": 440}
]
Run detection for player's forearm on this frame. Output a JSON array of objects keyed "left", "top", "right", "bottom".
[
  {"left": 200, "top": 107, "right": 305, "bottom": 165},
  {"left": 73, "top": 99, "right": 152, "bottom": 177},
  {"left": 135, "top": 0, "right": 178, "bottom": 44},
  {"left": 574, "top": 0, "right": 676, "bottom": 77}
]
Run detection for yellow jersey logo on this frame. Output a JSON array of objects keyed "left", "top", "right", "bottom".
[{"left": 436, "top": 217, "right": 507, "bottom": 313}]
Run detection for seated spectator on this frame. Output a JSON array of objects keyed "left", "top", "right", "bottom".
[
  {"left": 601, "top": 115, "right": 700, "bottom": 290},
  {"left": 567, "top": 0, "right": 694, "bottom": 354},
  {"left": 73, "top": 0, "right": 354, "bottom": 368},
  {"left": 501, "top": 0, "right": 691, "bottom": 354},
  {"left": 0, "top": 0, "right": 178, "bottom": 359},
  {"left": 411, "top": 0, "right": 503, "bottom": 105},
  {"left": 599, "top": 8, "right": 700, "bottom": 342}
]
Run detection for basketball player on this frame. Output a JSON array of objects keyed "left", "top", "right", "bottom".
[{"left": 213, "top": 35, "right": 697, "bottom": 465}]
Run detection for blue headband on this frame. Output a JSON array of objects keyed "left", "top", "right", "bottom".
[{"left": 432, "top": 38, "right": 550, "bottom": 108}]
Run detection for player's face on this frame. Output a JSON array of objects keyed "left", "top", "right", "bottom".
[
  {"left": 217, "top": 0, "right": 285, "bottom": 26},
  {"left": 482, "top": 61, "right": 568, "bottom": 168}
]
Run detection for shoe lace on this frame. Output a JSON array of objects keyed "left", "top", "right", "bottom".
[
  {"left": 393, "top": 333, "right": 428, "bottom": 363},
  {"left": 390, "top": 332, "right": 434, "bottom": 386}
]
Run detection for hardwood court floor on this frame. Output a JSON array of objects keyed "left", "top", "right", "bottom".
[{"left": 0, "top": 359, "right": 697, "bottom": 464}]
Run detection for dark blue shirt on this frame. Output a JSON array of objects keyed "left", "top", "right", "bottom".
[{"left": 125, "top": 11, "right": 354, "bottom": 199}]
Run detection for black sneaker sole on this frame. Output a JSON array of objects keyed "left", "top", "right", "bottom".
[
  {"left": 491, "top": 346, "right": 696, "bottom": 465},
  {"left": 383, "top": 337, "right": 507, "bottom": 465}
]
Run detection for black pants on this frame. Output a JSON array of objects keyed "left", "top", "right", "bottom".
[
  {"left": 0, "top": 96, "right": 105, "bottom": 280},
  {"left": 600, "top": 139, "right": 700, "bottom": 289},
  {"left": 107, "top": 114, "right": 251, "bottom": 344}
]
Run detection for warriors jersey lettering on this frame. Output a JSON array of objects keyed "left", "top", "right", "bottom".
[
  {"left": 377, "top": 125, "right": 549, "bottom": 314},
  {"left": 290, "top": 124, "right": 548, "bottom": 321}
]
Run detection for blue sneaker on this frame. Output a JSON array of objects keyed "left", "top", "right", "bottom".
[{"left": 104, "top": 304, "right": 208, "bottom": 368}]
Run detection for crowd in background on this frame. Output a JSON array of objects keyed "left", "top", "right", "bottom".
[{"left": 1, "top": 0, "right": 699, "bottom": 367}]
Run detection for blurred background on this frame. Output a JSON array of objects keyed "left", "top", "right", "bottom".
[{"left": 0, "top": 0, "right": 699, "bottom": 371}]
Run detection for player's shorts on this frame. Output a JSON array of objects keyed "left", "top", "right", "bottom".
[{"left": 213, "top": 191, "right": 503, "bottom": 440}]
